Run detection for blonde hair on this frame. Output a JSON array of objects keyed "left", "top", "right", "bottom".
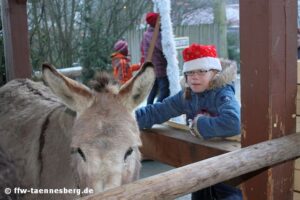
[
  {"left": 183, "top": 75, "right": 192, "bottom": 100},
  {"left": 183, "top": 87, "right": 192, "bottom": 100}
]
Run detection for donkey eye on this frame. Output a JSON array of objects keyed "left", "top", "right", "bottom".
[
  {"left": 71, "top": 147, "right": 86, "bottom": 162},
  {"left": 124, "top": 147, "right": 133, "bottom": 161}
]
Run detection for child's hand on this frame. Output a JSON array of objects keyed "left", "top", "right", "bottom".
[
  {"left": 188, "top": 113, "right": 211, "bottom": 138},
  {"left": 188, "top": 119, "right": 202, "bottom": 138}
]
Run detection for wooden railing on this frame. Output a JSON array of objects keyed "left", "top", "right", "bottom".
[
  {"left": 79, "top": 133, "right": 300, "bottom": 200},
  {"left": 33, "top": 66, "right": 82, "bottom": 80}
]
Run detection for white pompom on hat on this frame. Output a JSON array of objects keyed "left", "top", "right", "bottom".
[{"left": 182, "top": 44, "right": 222, "bottom": 73}]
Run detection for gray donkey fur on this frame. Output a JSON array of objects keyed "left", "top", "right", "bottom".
[{"left": 0, "top": 62, "right": 155, "bottom": 199}]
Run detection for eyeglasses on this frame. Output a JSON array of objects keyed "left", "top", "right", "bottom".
[{"left": 184, "top": 70, "right": 209, "bottom": 76}]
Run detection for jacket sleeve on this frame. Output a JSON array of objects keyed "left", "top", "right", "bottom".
[
  {"left": 140, "top": 39, "right": 145, "bottom": 64},
  {"left": 112, "top": 58, "right": 120, "bottom": 79},
  {"left": 142, "top": 33, "right": 150, "bottom": 60},
  {"left": 135, "top": 92, "right": 185, "bottom": 129},
  {"left": 195, "top": 87, "right": 241, "bottom": 139},
  {"left": 155, "top": 33, "right": 163, "bottom": 52},
  {"left": 130, "top": 64, "right": 140, "bottom": 72},
  {"left": 120, "top": 58, "right": 129, "bottom": 82}
]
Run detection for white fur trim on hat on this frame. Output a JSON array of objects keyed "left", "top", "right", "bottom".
[{"left": 183, "top": 57, "right": 222, "bottom": 73}]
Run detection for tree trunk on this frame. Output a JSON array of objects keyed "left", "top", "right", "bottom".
[{"left": 213, "top": 0, "right": 227, "bottom": 58}]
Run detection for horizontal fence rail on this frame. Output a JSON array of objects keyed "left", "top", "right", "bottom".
[
  {"left": 33, "top": 66, "right": 82, "bottom": 80},
  {"left": 79, "top": 133, "right": 300, "bottom": 200}
]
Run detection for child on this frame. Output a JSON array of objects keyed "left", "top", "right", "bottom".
[
  {"left": 111, "top": 39, "right": 140, "bottom": 85},
  {"left": 135, "top": 44, "right": 242, "bottom": 200},
  {"left": 141, "top": 12, "right": 170, "bottom": 104}
]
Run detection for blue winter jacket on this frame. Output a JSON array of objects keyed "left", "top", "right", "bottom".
[{"left": 135, "top": 60, "right": 241, "bottom": 139}]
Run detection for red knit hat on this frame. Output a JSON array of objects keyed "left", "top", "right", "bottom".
[
  {"left": 182, "top": 44, "right": 222, "bottom": 72},
  {"left": 146, "top": 12, "right": 159, "bottom": 27},
  {"left": 114, "top": 40, "right": 128, "bottom": 56}
]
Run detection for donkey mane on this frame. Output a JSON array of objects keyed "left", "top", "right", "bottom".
[{"left": 89, "top": 72, "right": 119, "bottom": 93}]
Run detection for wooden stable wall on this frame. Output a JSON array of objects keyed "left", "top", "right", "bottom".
[
  {"left": 294, "top": 61, "right": 300, "bottom": 200},
  {"left": 1, "top": 0, "right": 31, "bottom": 81},
  {"left": 240, "top": 0, "right": 297, "bottom": 199}
]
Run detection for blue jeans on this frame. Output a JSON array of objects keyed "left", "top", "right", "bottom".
[
  {"left": 192, "top": 183, "right": 242, "bottom": 200},
  {"left": 147, "top": 77, "right": 170, "bottom": 105}
]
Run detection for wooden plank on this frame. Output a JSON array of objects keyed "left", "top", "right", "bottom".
[
  {"left": 166, "top": 121, "right": 241, "bottom": 142},
  {"left": 295, "top": 158, "right": 300, "bottom": 170},
  {"left": 297, "top": 100, "right": 300, "bottom": 116},
  {"left": 1, "top": 0, "right": 31, "bottom": 81},
  {"left": 297, "top": 85, "right": 300, "bottom": 115},
  {"left": 298, "top": 61, "right": 300, "bottom": 84},
  {"left": 80, "top": 133, "right": 300, "bottom": 200},
  {"left": 165, "top": 120, "right": 189, "bottom": 131},
  {"left": 240, "top": 0, "right": 297, "bottom": 199},
  {"left": 140, "top": 124, "right": 240, "bottom": 167},
  {"left": 295, "top": 170, "right": 300, "bottom": 192},
  {"left": 297, "top": 117, "right": 300, "bottom": 133},
  {"left": 294, "top": 191, "right": 300, "bottom": 200}
]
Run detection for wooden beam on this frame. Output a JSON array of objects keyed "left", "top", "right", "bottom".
[
  {"left": 80, "top": 133, "right": 300, "bottom": 200},
  {"left": 140, "top": 124, "right": 240, "bottom": 167},
  {"left": 1, "top": 0, "right": 31, "bottom": 81},
  {"left": 240, "top": 0, "right": 297, "bottom": 199}
]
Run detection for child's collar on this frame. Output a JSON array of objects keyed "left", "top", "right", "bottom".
[{"left": 208, "top": 58, "right": 237, "bottom": 90}]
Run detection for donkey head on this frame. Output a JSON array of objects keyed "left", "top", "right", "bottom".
[{"left": 42, "top": 62, "right": 154, "bottom": 194}]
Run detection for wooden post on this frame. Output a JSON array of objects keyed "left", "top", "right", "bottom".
[
  {"left": 240, "top": 0, "right": 297, "bottom": 199},
  {"left": 1, "top": 0, "right": 31, "bottom": 81},
  {"left": 79, "top": 134, "right": 300, "bottom": 200}
]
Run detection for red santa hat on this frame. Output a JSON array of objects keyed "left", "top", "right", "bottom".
[
  {"left": 182, "top": 44, "right": 222, "bottom": 73},
  {"left": 146, "top": 12, "right": 159, "bottom": 27}
]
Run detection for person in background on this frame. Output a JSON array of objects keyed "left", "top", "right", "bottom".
[
  {"left": 135, "top": 43, "right": 242, "bottom": 200},
  {"left": 141, "top": 12, "right": 170, "bottom": 104},
  {"left": 111, "top": 39, "right": 140, "bottom": 85}
]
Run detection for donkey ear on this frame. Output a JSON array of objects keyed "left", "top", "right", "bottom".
[
  {"left": 118, "top": 62, "right": 155, "bottom": 111},
  {"left": 42, "top": 63, "right": 94, "bottom": 114}
]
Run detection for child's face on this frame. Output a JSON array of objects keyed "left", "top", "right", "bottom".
[{"left": 185, "top": 69, "right": 217, "bottom": 93}]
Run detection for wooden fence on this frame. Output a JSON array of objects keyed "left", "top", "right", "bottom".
[{"left": 79, "top": 133, "right": 300, "bottom": 200}]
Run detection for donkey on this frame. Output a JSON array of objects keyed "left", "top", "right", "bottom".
[
  {"left": 0, "top": 62, "right": 155, "bottom": 199},
  {"left": 0, "top": 146, "right": 20, "bottom": 200}
]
